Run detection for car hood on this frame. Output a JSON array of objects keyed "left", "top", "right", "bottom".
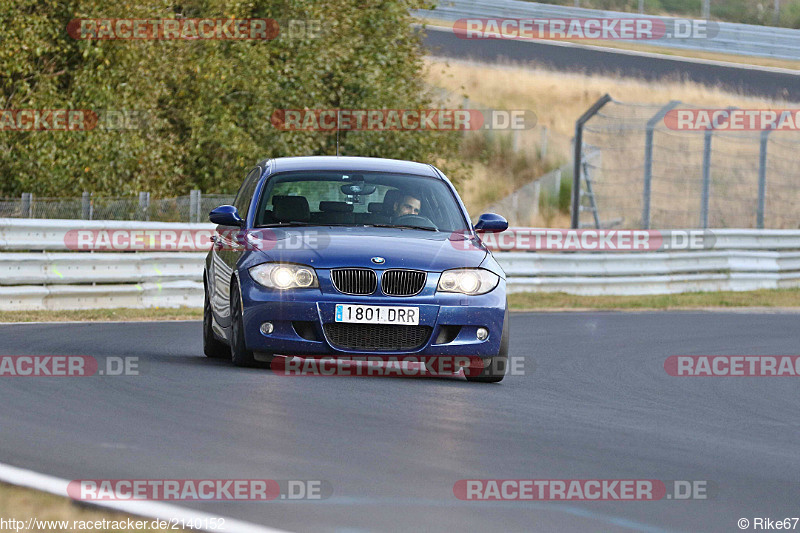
[{"left": 252, "top": 226, "right": 487, "bottom": 271}]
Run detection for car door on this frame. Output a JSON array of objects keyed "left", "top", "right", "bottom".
[{"left": 211, "top": 166, "right": 262, "bottom": 328}]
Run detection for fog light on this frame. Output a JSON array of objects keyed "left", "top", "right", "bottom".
[
  {"left": 476, "top": 327, "right": 489, "bottom": 341},
  {"left": 260, "top": 322, "right": 274, "bottom": 335}
]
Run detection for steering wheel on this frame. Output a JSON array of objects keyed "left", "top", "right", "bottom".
[{"left": 393, "top": 214, "right": 438, "bottom": 231}]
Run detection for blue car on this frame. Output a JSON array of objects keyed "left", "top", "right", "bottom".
[{"left": 203, "top": 156, "right": 510, "bottom": 382}]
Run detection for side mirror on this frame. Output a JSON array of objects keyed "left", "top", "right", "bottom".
[
  {"left": 474, "top": 213, "right": 508, "bottom": 233},
  {"left": 209, "top": 205, "right": 243, "bottom": 227}
]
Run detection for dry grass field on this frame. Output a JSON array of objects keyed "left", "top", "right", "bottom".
[{"left": 425, "top": 58, "right": 798, "bottom": 228}]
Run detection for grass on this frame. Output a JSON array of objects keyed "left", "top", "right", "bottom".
[
  {"left": 425, "top": 57, "right": 798, "bottom": 227},
  {"left": 0, "top": 482, "right": 183, "bottom": 532},
  {"left": 509, "top": 288, "right": 800, "bottom": 310},
  {"left": 0, "top": 289, "right": 798, "bottom": 324},
  {"left": 0, "top": 307, "right": 202, "bottom": 323},
  {"left": 425, "top": 57, "right": 789, "bottom": 151}
]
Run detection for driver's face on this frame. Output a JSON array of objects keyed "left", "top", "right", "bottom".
[{"left": 394, "top": 196, "right": 421, "bottom": 216}]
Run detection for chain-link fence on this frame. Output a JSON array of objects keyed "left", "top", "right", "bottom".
[
  {"left": 0, "top": 191, "right": 235, "bottom": 222},
  {"left": 574, "top": 97, "right": 800, "bottom": 230}
]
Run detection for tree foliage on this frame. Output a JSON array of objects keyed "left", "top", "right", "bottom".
[{"left": 0, "top": 0, "right": 462, "bottom": 196}]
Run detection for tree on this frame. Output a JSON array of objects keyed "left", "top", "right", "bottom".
[{"left": 0, "top": 0, "right": 461, "bottom": 196}]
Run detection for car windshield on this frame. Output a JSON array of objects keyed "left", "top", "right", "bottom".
[{"left": 254, "top": 171, "right": 468, "bottom": 232}]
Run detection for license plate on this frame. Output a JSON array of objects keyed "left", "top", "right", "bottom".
[{"left": 335, "top": 304, "right": 419, "bottom": 325}]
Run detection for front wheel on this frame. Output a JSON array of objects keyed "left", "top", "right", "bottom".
[
  {"left": 229, "top": 281, "right": 265, "bottom": 368},
  {"left": 203, "top": 280, "right": 230, "bottom": 359},
  {"left": 465, "top": 308, "right": 509, "bottom": 383}
]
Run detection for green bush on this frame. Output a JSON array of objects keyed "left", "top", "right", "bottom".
[{"left": 0, "top": 0, "right": 465, "bottom": 196}]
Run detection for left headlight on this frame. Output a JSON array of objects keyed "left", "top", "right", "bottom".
[
  {"left": 249, "top": 263, "right": 319, "bottom": 290},
  {"left": 437, "top": 268, "right": 499, "bottom": 295}
]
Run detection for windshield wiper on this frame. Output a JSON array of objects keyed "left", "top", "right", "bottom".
[
  {"left": 362, "top": 223, "right": 437, "bottom": 232},
  {"left": 260, "top": 222, "right": 316, "bottom": 227}
]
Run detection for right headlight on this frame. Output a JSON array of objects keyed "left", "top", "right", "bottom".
[
  {"left": 249, "top": 263, "right": 319, "bottom": 290},
  {"left": 437, "top": 268, "right": 499, "bottom": 295}
]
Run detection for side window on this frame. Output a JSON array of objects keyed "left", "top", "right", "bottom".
[{"left": 233, "top": 167, "right": 261, "bottom": 222}]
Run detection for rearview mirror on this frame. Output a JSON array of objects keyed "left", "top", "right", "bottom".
[
  {"left": 209, "top": 205, "right": 243, "bottom": 227},
  {"left": 341, "top": 183, "right": 377, "bottom": 196},
  {"left": 474, "top": 213, "right": 508, "bottom": 233}
]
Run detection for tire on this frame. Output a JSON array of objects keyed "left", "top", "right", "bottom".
[
  {"left": 229, "top": 281, "right": 268, "bottom": 368},
  {"left": 203, "top": 280, "right": 230, "bottom": 359},
  {"left": 465, "top": 307, "right": 509, "bottom": 383}
]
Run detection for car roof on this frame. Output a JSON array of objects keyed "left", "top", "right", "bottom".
[{"left": 260, "top": 156, "right": 440, "bottom": 178}]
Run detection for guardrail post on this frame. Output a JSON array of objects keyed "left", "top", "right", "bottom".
[
  {"left": 138, "top": 192, "right": 151, "bottom": 221},
  {"left": 571, "top": 94, "right": 611, "bottom": 229},
  {"left": 21, "top": 193, "right": 32, "bottom": 218},
  {"left": 757, "top": 127, "right": 773, "bottom": 229},
  {"left": 642, "top": 101, "right": 680, "bottom": 229},
  {"left": 81, "top": 192, "right": 92, "bottom": 220}
]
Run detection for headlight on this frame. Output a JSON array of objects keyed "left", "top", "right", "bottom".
[
  {"left": 437, "top": 268, "right": 499, "bottom": 295},
  {"left": 249, "top": 263, "right": 319, "bottom": 289}
]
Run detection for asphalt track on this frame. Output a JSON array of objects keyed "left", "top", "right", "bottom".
[
  {"left": 1, "top": 312, "right": 799, "bottom": 532},
  {"left": 422, "top": 27, "right": 800, "bottom": 102}
]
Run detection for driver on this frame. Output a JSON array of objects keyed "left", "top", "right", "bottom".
[{"left": 392, "top": 192, "right": 421, "bottom": 219}]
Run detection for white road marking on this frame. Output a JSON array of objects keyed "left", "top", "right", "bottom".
[{"left": 0, "top": 462, "right": 293, "bottom": 533}]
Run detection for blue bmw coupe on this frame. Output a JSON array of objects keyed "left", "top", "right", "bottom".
[{"left": 203, "top": 156, "right": 510, "bottom": 382}]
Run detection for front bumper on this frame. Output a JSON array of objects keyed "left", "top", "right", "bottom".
[{"left": 239, "top": 272, "right": 506, "bottom": 358}]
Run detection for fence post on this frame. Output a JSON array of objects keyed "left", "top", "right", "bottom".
[
  {"left": 757, "top": 128, "right": 773, "bottom": 229},
  {"left": 700, "top": 130, "right": 713, "bottom": 229},
  {"left": 190, "top": 189, "right": 201, "bottom": 223},
  {"left": 642, "top": 100, "right": 680, "bottom": 229},
  {"left": 81, "top": 192, "right": 91, "bottom": 220},
  {"left": 702, "top": 0, "right": 710, "bottom": 19},
  {"left": 571, "top": 94, "right": 611, "bottom": 229},
  {"left": 700, "top": 107, "right": 736, "bottom": 229},
  {"left": 20, "top": 193, "right": 32, "bottom": 218},
  {"left": 138, "top": 192, "right": 151, "bottom": 221},
  {"left": 638, "top": 0, "right": 644, "bottom": 13}
]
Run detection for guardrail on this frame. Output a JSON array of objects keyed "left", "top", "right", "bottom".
[
  {"left": 1, "top": 219, "right": 799, "bottom": 309},
  {"left": 414, "top": 0, "right": 800, "bottom": 61}
]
